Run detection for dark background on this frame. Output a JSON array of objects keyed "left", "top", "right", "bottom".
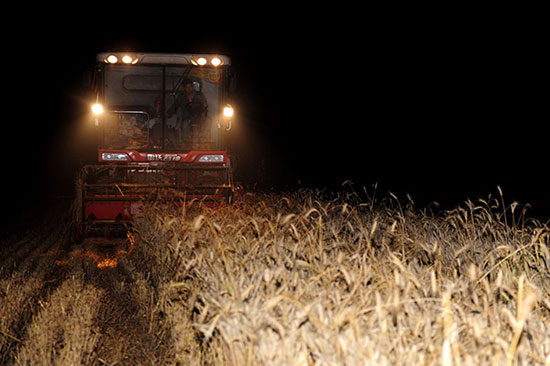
[{"left": 2, "top": 6, "right": 548, "bottom": 227}]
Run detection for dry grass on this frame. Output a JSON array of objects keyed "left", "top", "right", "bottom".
[
  {"left": 1, "top": 187, "right": 549, "bottom": 365},
  {"left": 0, "top": 207, "right": 171, "bottom": 365},
  {"left": 133, "top": 187, "right": 550, "bottom": 366},
  {"left": 14, "top": 276, "right": 103, "bottom": 365}
]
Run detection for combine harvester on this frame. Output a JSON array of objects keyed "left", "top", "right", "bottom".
[{"left": 76, "top": 52, "right": 239, "bottom": 239}]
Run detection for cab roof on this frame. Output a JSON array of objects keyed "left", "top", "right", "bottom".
[{"left": 96, "top": 52, "right": 231, "bottom": 66}]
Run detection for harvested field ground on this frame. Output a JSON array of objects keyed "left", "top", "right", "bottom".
[{"left": 1, "top": 188, "right": 550, "bottom": 365}]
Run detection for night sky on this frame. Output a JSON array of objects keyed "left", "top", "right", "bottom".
[{"left": 2, "top": 7, "right": 548, "bottom": 226}]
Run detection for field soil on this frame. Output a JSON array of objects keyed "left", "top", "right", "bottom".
[{"left": 1, "top": 190, "right": 550, "bottom": 365}]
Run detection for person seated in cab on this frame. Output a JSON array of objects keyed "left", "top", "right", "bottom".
[
  {"left": 169, "top": 79, "right": 208, "bottom": 148},
  {"left": 149, "top": 79, "right": 209, "bottom": 148}
]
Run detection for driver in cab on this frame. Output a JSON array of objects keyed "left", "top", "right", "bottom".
[
  {"left": 167, "top": 79, "right": 208, "bottom": 147},
  {"left": 169, "top": 79, "right": 207, "bottom": 122}
]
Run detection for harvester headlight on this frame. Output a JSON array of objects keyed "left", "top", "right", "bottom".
[
  {"left": 105, "top": 55, "right": 118, "bottom": 64},
  {"left": 91, "top": 103, "right": 104, "bottom": 115},
  {"left": 191, "top": 56, "right": 224, "bottom": 67},
  {"left": 190, "top": 57, "right": 207, "bottom": 66},
  {"left": 101, "top": 152, "right": 128, "bottom": 161},
  {"left": 211, "top": 57, "right": 222, "bottom": 67},
  {"left": 198, "top": 154, "right": 224, "bottom": 162},
  {"left": 121, "top": 54, "right": 138, "bottom": 64},
  {"left": 105, "top": 54, "right": 138, "bottom": 64},
  {"left": 223, "top": 104, "right": 234, "bottom": 118}
]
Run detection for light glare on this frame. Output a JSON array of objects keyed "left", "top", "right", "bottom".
[
  {"left": 91, "top": 103, "right": 104, "bottom": 115},
  {"left": 223, "top": 105, "right": 234, "bottom": 118},
  {"left": 106, "top": 55, "right": 118, "bottom": 64},
  {"left": 211, "top": 57, "right": 222, "bottom": 67},
  {"left": 122, "top": 55, "right": 133, "bottom": 64}
]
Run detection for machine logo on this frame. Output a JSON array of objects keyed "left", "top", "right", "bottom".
[{"left": 146, "top": 153, "right": 182, "bottom": 161}]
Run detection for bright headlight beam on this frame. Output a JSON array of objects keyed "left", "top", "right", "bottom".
[
  {"left": 223, "top": 105, "right": 234, "bottom": 118},
  {"left": 211, "top": 57, "right": 222, "bottom": 67},
  {"left": 91, "top": 103, "right": 104, "bottom": 115},
  {"left": 105, "top": 55, "right": 118, "bottom": 64}
]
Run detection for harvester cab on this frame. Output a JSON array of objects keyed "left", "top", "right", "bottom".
[{"left": 77, "top": 52, "right": 238, "bottom": 237}]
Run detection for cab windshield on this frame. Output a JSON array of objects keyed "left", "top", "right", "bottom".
[{"left": 101, "top": 64, "right": 224, "bottom": 151}]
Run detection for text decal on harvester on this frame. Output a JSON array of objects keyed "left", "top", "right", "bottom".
[{"left": 147, "top": 154, "right": 182, "bottom": 161}]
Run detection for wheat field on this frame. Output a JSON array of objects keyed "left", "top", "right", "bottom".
[{"left": 1, "top": 186, "right": 549, "bottom": 365}]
